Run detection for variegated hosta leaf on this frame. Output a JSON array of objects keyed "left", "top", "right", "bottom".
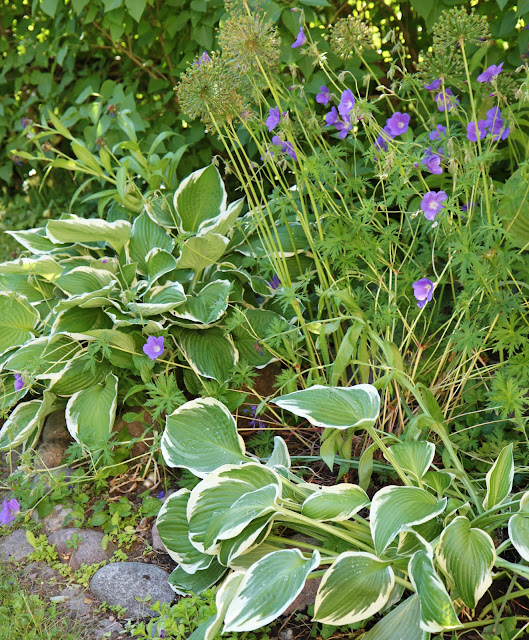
[
  {"left": 422, "top": 470, "right": 454, "bottom": 496},
  {"left": 371, "top": 486, "right": 447, "bottom": 555},
  {"left": 55, "top": 267, "right": 117, "bottom": 296},
  {"left": 483, "top": 443, "right": 514, "bottom": 510},
  {"left": 161, "top": 397, "right": 250, "bottom": 476},
  {"left": 3, "top": 335, "right": 79, "bottom": 379},
  {"left": 314, "top": 552, "right": 395, "bottom": 625},
  {"left": 228, "top": 543, "right": 283, "bottom": 570},
  {"left": 436, "top": 516, "right": 495, "bottom": 609},
  {"left": 266, "top": 436, "right": 291, "bottom": 469},
  {"left": 128, "top": 281, "right": 186, "bottom": 316},
  {"left": 386, "top": 441, "right": 435, "bottom": 481},
  {"left": 231, "top": 308, "right": 290, "bottom": 369},
  {"left": 223, "top": 550, "right": 320, "bottom": 632},
  {"left": 198, "top": 197, "right": 245, "bottom": 236},
  {"left": 188, "top": 571, "right": 245, "bottom": 640},
  {"left": 508, "top": 495, "right": 529, "bottom": 562},
  {"left": 172, "top": 279, "right": 231, "bottom": 325},
  {"left": 129, "top": 212, "right": 175, "bottom": 274},
  {"left": 175, "top": 234, "right": 229, "bottom": 273},
  {"left": 187, "top": 463, "right": 280, "bottom": 554},
  {"left": 398, "top": 519, "right": 442, "bottom": 557},
  {"left": 0, "top": 257, "right": 63, "bottom": 281},
  {"left": 301, "top": 484, "right": 370, "bottom": 522},
  {"left": 6, "top": 227, "right": 58, "bottom": 254},
  {"left": 0, "top": 293, "right": 40, "bottom": 356},
  {"left": 168, "top": 560, "right": 226, "bottom": 596},
  {"left": 408, "top": 549, "right": 459, "bottom": 632},
  {"left": 156, "top": 489, "right": 213, "bottom": 573},
  {"left": 46, "top": 215, "right": 131, "bottom": 253},
  {"left": 178, "top": 328, "right": 238, "bottom": 383},
  {"left": 362, "top": 595, "right": 427, "bottom": 640},
  {"left": 218, "top": 513, "right": 275, "bottom": 567},
  {"left": 52, "top": 307, "right": 113, "bottom": 334},
  {"left": 65, "top": 373, "right": 118, "bottom": 450},
  {"left": 145, "top": 248, "right": 177, "bottom": 285},
  {"left": 0, "top": 391, "right": 57, "bottom": 451},
  {"left": 274, "top": 384, "right": 380, "bottom": 430},
  {"left": 50, "top": 354, "right": 110, "bottom": 396}
]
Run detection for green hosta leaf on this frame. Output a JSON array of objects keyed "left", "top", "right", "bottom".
[
  {"left": 266, "top": 436, "right": 290, "bottom": 469},
  {"left": 81, "top": 329, "right": 136, "bottom": 369},
  {"left": 6, "top": 227, "right": 59, "bottom": 254},
  {"left": 436, "top": 516, "right": 495, "bottom": 609},
  {"left": 52, "top": 286, "right": 118, "bottom": 313},
  {"left": 0, "top": 293, "right": 40, "bottom": 356},
  {"left": 274, "top": 384, "right": 380, "bottom": 430},
  {"left": 232, "top": 309, "right": 290, "bottom": 368},
  {"left": 177, "top": 328, "right": 237, "bottom": 383},
  {"left": 173, "top": 164, "right": 227, "bottom": 234},
  {"left": 223, "top": 550, "right": 320, "bottom": 632},
  {"left": 47, "top": 216, "right": 131, "bottom": 253},
  {"left": 0, "top": 392, "right": 56, "bottom": 451},
  {"left": 0, "top": 257, "right": 62, "bottom": 281},
  {"left": 0, "top": 275, "right": 54, "bottom": 305},
  {"left": 51, "top": 307, "right": 113, "bottom": 334},
  {"left": 408, "top": 549, "right": 459, "bottom": 632},
  {"left": 145, "top": 248, "right": 177, "bottom": 285},
  {"left": 301, "top": 484, "right": 370, "bottom": 522},
  {"left": 129, "top": 212, "right": 175, "bottom": 275},
  {"left": 483, "top": 443, "right": 514, "bottom": 510},
  {"left": 156, "top": 489, "right": 213, "bottom": 572},
  {"left": 398, "top": 518, "right": 442, "bottom": 556},
  {"left": 129, "top": 281, "right": 186, "bottom": 316},
  {"left": 188, "top": 464, "right": 280, "bottom": 554},
  {"left": 386, "top": 441, "right": 435, "bottom": 481},
  {"left": 508, "top": 493, "right": 529, "bottom": 562},
  {"left": 168, "top": 561, "right": 226, "bottom": 596},
  {"left": 175, "top": 234, "right": 229, "bottom": 273},
  {"left": 371, "top": 486, "right": 447, "bottom": 555},
  {"left": 237, "top": 223, "right": 308, "bottom": 258},
  {"left": 198, "top": 197, "right": 245, "bottom": 236},
  {"left": 50, "top": 354, "right": 110, "bottom": 396},
  {"left": 56, "top": 267, "right": 117, "bottom": 296},
  {"left": 144, "top": 196, "right": 179, "bottom": 229},
  {"left": 172, "top": 280, "right": 231, "bottom": 325},
  {"left": 65, "top": 373, "right": 118, "bottom": 450},
  {"left": 218, "top": 513, "right": 275, "bottom": 567},
  {"left": 161, "top": 397, "right": 250, "bottom": 476},
  {"left": 188, "top": 572, "right": 245, "bottom": 640},
  {"left": 228, "top": 543, "right": 283, "bottom": 571},
  {"left": 362, "top": 595, "right": 427, "bottom": 640},
  {"left": 422, "top": 470, "right": 453, "bottom": 496},
  {"left": 3, "top": 335, "right": 80, "bottom": 380},
  {"left": 314, "top": 552, "right": 394, "bottom": 625}
]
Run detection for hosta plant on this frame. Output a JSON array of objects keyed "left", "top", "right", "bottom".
[
  {"left": 0, "top": 162, "right": 295, "bottom": 454},
  {"left": 156, "top": 386, "right": 529, "bottom": 638}
]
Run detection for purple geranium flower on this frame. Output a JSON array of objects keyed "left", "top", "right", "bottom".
[
  {"left": 429, "top": 124, "right": 447, "bottom": 141},
  {"left": 421, "top": 190, "right": 448, "bottom": 221},
  {"left": 413, "top": 278, "right": 434, "bottom": 309},
  {"left": 466, "top": 120, "right": 488, "bottom": 142},
  {"left": 21, "top": 117, "right": 31, "bottom": 130},
  {"left": 477, "top": 63, "right": 503, "bottom": 84},
  {"left": 271, "top": 135, "right": 297, "bottom": 160},
  {"left": 385, "top": 112, "right": 410, "bottom": 136},
  {"left": 292, "top": 27, "right": 306, "bottom": 48},
  {"left": 266, "top": 106, "right": 281, "bottom": 132},
  {"left": 434, "top": 88, "right": 459, "bottom": 112},
  {"left": 422, "top": 149, "right": 443, "bottom": 175},
  {"left": 143, "top": 336, "right": 164, "bottom": 360},
  {"left": 269, "top": 274, "right": 281, "bottom": 290},
  {"left": 0, "top": 498, "right": 20, "bottom": 526},
  {"left": 244, "top": 405, "right": 265, "bottom": 429},
  {"left": 338, "top": 89, "right": 355, "bottom": 118},
  {"left": 14, "top": 373, "right": 24, "bottom": 392},
  {"left": 334, "top": 119, "right": 352, "bottom": 139},
  {"left": 157, "top": 490, "right": 165, "bottom": 499},
  {"left": 485, "top": 107, "right": 503, "bottom": 134},
  {"left": 424, "top": 78, "right": 442, "bottom": 91},
  {"left": 325, "top": 107, "right": 339, "bottom": 126},
  {"left": 316, "top": 86, "right": 330, "bottom": 105}
]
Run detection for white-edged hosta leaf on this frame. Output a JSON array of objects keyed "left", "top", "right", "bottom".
[
  {"left": 218, "top": 513, "right": 274, "bottom": 567},
  {"left": 436, "top": 516, "right": 495, "bottom": 608},
  {"left": 6, "top": 227, "right": 59, "bottom": 254},
  {"left": 47, "top": 216, "right": 131, "bottom": 253},
  {"left": 266, "top": 436, "right": 291, "bottom": 469},
  {"left": 81, "top": 329, "right": 136, "bottom": 369},
  {"left": 314, "top": 552, "right": 394, "bottom": 625},
  {"left": 172, "top": 279, "right": 231, "bottom": 325},
  {"left": 156, "top": 489, "right": 214, "bottom": 573},
  {"left": 175, "top": 234, "right": 229, "bottom": 273},
  {"left": 397, "top": 519, "right": 442, "bottom": 557},
  {"left": 129, "top": 212, "right": 175, "bottom": 275},
  {"left": 145, "top": 248, "right": 177, "bottom": 285},
  {"left": 0, "top": 391, "right": 57, "bottom": 451},
  {"left": 0, "top": 274, "right": 54, "bottom": 305},
  {"left": 422, "top": 470, "right": 454, "bottom": 496},
  {"left": 371, "top": 486, "right": 447, "bottom": 555},
  {"left": 198, "top": 197, "right": 244, "bottom": 236},
  {"left": 223, "top": 550, "right": 320, "bottom": 632},
  {"left": 161, "top": 397, "right": 250, "bottom": 476},
  {"left": 228, "top": 543, "right": 283, "bottom": 570},
  {"left": 0, "top": 257, "right": 63, "bottom": 281},
  {"left": 237, "top": 223, "right": 308, "bottom": 258},
  {"left": 178, "top": 328, "right": 237, "bottom": 383},
  {"left": 168, "top": 561, "right": 226, "bottom": 596},
  {"left": 274, "top": 384, "right": 380, "bottom": 430},
  {"left": 508, "top": 498, "right": 529, "bottom": 562},
  {"left": 232, "top": 308, "right": 290, "bottom": 369},
  {"left": 483, "top": 443, "right": 514, "bottom": 510},
  {"left": 386, "top": 441, "right": 435, "bottom": 481},
  {"left": 65, "top": 373, "right": 118, "bottom": 450},
  {"left": 144, "top": 195, "right": 179, "bottom": 229},
  {"left": 187, "top": 463, "right": 280, "bottom": 554},
  {"left": 188, "top": 572, "right": 245, "bottom": 640},
  {"left": 174, "top": 164, "right": 227, "bottom": 234},
  {"left": 55, "top": 267, "right": 117, "bottom": 297},
  {"left": 408, "top": 549, "right": 459, "bottom": 632},
  {"left": 362, "top": 595, "right": 427, "bottom": 640},
  {"left": 51, "top": 307, "right": 112, "bottom": 334},
  {"left": 0, "top": 293, "right": 40, "bottom": 356},
  {"left": 50, "top": 354, "right": 110, "bottom": 396},
  {"left": 51, "top": 285, "right": 117, "bottom": 313},
  {"left": 301, "top": 484, "right": 370, "bottom": 522},
  {"left": 128, "top": 281, "right": 186, "bottom": 316}
]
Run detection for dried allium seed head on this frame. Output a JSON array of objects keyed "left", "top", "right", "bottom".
[
  {"left": 416, "top": 48, "right": 464, "bottom": 88},
  {"left": 329, "top": 17, "right": 372, "bottom": 59},
  {"left": 218, "top": 11, "right": 280, "bottom": 73},
  {"left": 432, "top": 7, "right": 490, "bottom": 50}
]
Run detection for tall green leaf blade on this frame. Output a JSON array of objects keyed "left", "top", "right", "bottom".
[
  {"left": 274, "top": 384, "right": 380, "bottom": 430},
  {"left": 47, "top": 216, "right": 131, "bottom": 253},
  {"left": 223, "top": 550, "right": 320, "bottom": 632},
  {"left": 483, "top": 443, "right": 514, "bottom": 510},
  {"left": 161, "top": 397, "right": 250, "bottom": 476},
  {"left": 301, "top": 484, "right": 370, "bottom": 522},
  {"left": 314, "top": 552, "right": 394, "bottom": 625}
]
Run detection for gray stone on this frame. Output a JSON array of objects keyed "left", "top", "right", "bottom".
[
  {"left": 32, "top": 503, "right": 74, "bottom": 534},
  {"left": 42, "top": 410, "right": 71, "bottom": 443},
  {"left": 23, "top": 562, "right": 60, "bottom": 583},
  {"left": 48, "top": 528, "right": 116, "bottom": 570},
  {"left": 0, "top": 529, "right": 35, "bottom": 562},
  {"left": 91, "top": 619, "right": 124, "bottom": 639},
  {"left": 90, "top": 562, "right": 175, "bottom": 619},
  {"left": 151, "top": 523, "right": 164, "bottom": 552},
  {"left": 34, "top": 441, "right": 68, "bottom": 470},
  {"left": 58, "top": 585, "right": 92, "bottom": 617}
]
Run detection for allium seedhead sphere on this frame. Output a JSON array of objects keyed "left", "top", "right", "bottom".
[
  {"left": 330, "top": 17, "right": 372, "bottom": 59},
  {"left": 219, "top": 12, "right": 280, "bottom": 73},
  {"left": 433, "top": 7, "right": 490, "bottom": 49}
]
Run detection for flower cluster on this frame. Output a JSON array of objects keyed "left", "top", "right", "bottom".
[
  {"left": 324, "top": 89, "right": 356, "bottom": 139},
  {"left": 466, "top": 107, "right": 509, "bottom": 142},
  {"left": 329, "top": 16, "right": 372, "bottom": 59},
  {"left": 374, "top": 111, "right": 410, "bottom": 151},
  {"left": 434, "top": 87, "right": 459, "bottom": 112}
]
